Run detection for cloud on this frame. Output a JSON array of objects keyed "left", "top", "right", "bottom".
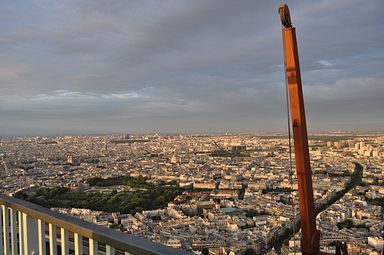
[
  {"left": 0, "top": 0, "right": 383, "bottom": 135},
  {"left": 305, "top": 77, "right": 384, "bottom": 102},
  {"left": 317, "top": 60, "right": 333, "bottom": 67}
]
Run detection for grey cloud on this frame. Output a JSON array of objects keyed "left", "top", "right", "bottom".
[{"left": 0, "top": 0, "right": 383, "bottom": 135}]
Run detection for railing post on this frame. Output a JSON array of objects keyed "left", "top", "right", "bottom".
[
  {"left": 49, "top": 223, "right": 57, "bottom": 255},
  {"left": 10, "top": 209, "right": 18, "bottom": 255},
  {"left": 22, "top": 213, "right": 39, "bottom": 255},
  {"left": 89, "top": 238, "right": 98, "bottom": 255},
  {"left": 0, "top": 206, "right": 3, "bottom": 255},
  {"left": 60, "top": 228, "right": 69, "bottom": 255},
  {"left": 38, "top": 219, "right": 46, "bottom": 255},
  {"left": 22, "top": 213, "right": 28, "bottom": 255},
  {"left": 2, "top": 205, "right": 10, "bottom": 255},
  {"left": 106, "top": 245, "right": 115, "bottom": 255},
  {"left": 74, "top": 233, "right": 83, "bottom": 255},
  {"left": 17, "top": 212, "right": 23, "bottom": 255}
]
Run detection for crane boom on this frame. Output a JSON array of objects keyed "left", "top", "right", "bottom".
[{"left": 278, "top": 4, "right": 320, "bottom": 255}]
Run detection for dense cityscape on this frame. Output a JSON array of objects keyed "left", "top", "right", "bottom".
[{"left": 1, "top": 133, "right": 383, "bottom": 254}]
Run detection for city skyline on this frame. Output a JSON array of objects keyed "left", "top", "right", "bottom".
[
  {"left": 1, "top": 0, "right": 384, "bottom": 136},
  {"left": 2, "top": 133, "right": 383, "bottom": 254}
]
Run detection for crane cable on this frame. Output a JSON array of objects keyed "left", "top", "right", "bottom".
[{"left": 283, "top": 42, "right": 297, "bottom": 239}]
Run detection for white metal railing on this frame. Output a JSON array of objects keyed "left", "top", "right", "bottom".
[{"left": 0, "top": 194, "right": 191, "bottom": 255}]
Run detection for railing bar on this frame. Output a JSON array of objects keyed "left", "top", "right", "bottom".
[
  {"left": 49, "top": 223, "right": 57, "bottom": 255},
  {"left": 10, "top": 208, "right": 18, "bottom": 255},
  {"left": 17, "top": 211, "right": 22, "bottom": 255},
  {"left": 38, "top": 219, "right": 46, "bottom": 255},
  {"left": 74, "top": 233, "right": 83, "bottom": 255},
  {"left": 0, "top": 206, "right": 3, "bottom": 255},
  {"left": 1, "top": 194, "right": 191, "bottom": 255},
  {"left": 22, "top": 213, "right": 29, "bottom": 255},
  {"left": 106, "top": 245, "right": 115, "bottom": 255},
  {"left": 61, "top": 228, "right": 69, "bottom": 255},
  {"left": 89, "top": 238, "right": 98, "bottom": 255},
  {"left": 2, "top": 205, "right": 10, "bottom": 255}
]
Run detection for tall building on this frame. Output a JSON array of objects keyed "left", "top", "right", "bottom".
[
  {"left": 170, "top": 153, "right": 177, "bottom": 164},
  {"left": 67, "top": 153, "right": 73, "bottom": 165}
]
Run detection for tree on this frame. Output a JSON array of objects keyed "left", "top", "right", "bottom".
[{"left": 244, "top": 248, "right": 256, "bottom": 255}]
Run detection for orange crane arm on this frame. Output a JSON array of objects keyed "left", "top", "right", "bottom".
[{"left": 278, "top": 4, "right": 320, "bottom": 255}]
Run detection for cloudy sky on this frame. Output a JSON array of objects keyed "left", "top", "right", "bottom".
[{"left": 0, "top": 0, "right": 383, "bottom": 135}]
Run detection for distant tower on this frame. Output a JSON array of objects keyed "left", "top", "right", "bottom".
[
  {"left": 0, "top": 154, "right": 6, "bottom": 177},
  {"left": 170, "top": 153, "right": 177, "bottom": 164},
  {"left": 66, "top": 154, "right": 73, "bottom": 165}
]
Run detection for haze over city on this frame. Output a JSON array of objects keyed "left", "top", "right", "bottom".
[{"left": 0, "top": 0, "right": 383, "bottom": 135}]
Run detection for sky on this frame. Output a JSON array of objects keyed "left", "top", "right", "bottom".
[{"left": 0, "top": 0, "right": 383, "bottom": 136}]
